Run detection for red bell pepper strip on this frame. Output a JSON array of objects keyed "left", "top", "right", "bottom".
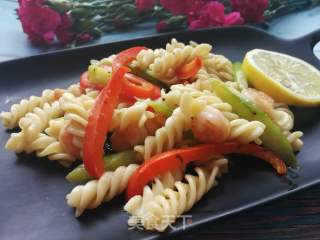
[
  {"left": 80, "top": 71, "right": 160, "bottom": 103},
  {"left": 113, "top": 47, "right": 147, "bottom": 69},
  {"left": 83, "top": 66, "right": 129, "bottom": 178},
  {"left": 122, "top": 73, "right": 161, "bottom": 100},
  {"left": 83, "top": 46, "right": 146, "bottom": 178},
  {"left": 176, "top": 56, "right": 203, "bottom": 80},
  {"left": 126, "top": 142, "right": 287, "bottom": 199}
]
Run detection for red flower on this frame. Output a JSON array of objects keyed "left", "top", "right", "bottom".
[
  {"left": 56, "top": 14, "right": 75, "bottom": 45},
  {"left": 76, "top": 33, "right": 92, "bottom": 43},
  {"left": 230, "top": 0, "right": 269, "bottom": 22},
  {"left": 160, "top": 0, "right": 206, "bottom": 15},
  {"left": 17, "top": 0, "right": 62, "bottom": 45},
  {"left": 135, "top": 0, "right": 157, "bottom": 12},
  {"left": 188, "top": 1, "right": 243, "bottom": 30},
  {"left": 156, "top": 20, "right": 169, "bottom": 32},
  {"left": 224, "top": 12, "right": 244, "bottom": 25}
]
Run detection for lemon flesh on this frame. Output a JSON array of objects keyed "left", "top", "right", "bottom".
[{"left": 243, "top": 49, "right": 320, "bottom": 106}]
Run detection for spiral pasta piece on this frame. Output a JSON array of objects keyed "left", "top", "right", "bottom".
[
  {"left": 60, "top": 93, "right": 94, "bottom": 149},
  {"left": 228, "top": 119, "right": 266, "bottom": 144},
  {"left": 27, "top": 133, "right": 76, "bottom": 167},
  {"left": 124, "top": 158, "right": 228, "bottom": 232},
  {"left": 45, "top": 118, "right": 67, "bottom": 139},
  {"left": 1, "top": 84, "right": 82, "bottom": 129},
  {"left": 6, "top": 118, "right": 76, "bottom": 167},
  {"left": 66, "top": 164, "right": 139, "bottom": 217},
  {"left": 132, "top": 48, "right": 166, "bottom": 70},
  {"left": 271, "top": 107, "right": 294, "bottom": 131},
  {"left": 189, "top": 68, "right": 220, "bottom": 92},
  {"left": 163, "top": 83, "right": 237, "bottom": 121},
  {"left": 20, "top": 101, "right": 63, "bottom": 142},
  {"left": 165, "top": 38, "right": 186, "bottom": 52},
  {"left": 111, "top": 100, "right": 155, "bottom": 131},
  {"left": 124, "top": 170, "right": 184, "bottom": 226},
  {"left": 134, "top": 107, "right": 190, "bottom": 161},
  {"left": 5, "top": 101, "right": 64, "bottom": 153},
  {"left": 150, "top": 43, "right": 212, "bottom": 85},
  {"left": 179, "top": 92, "right": 236, "bottom": 121},
  {"left": 204, "top": 54, "right": 233, "bottom": 81},
  {"left": 283, "top": 130, "right": 303, "bottom": 152},
  {"left": 1, "top": 89, "right": 56, "bottom": 129}
]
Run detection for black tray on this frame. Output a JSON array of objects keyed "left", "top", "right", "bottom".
[{"left": 0, "top": 26, "right": 320, "bottom": 240}]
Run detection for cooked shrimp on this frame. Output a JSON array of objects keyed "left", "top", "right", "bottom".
[
  {"left": 242, "top": 88, "right": 275, "bottom": 117},
  {"left": 191, "top": 106, "right": 230, "bottom": 144},
  {"left": 59, "top": 121, "right": 81, "bottom": 158},
  {"left": 111, "top": 113, "right": 166, "bottom": 151},
  {"left": 111, "top": 124, "right": 148, "bottom": 151}
]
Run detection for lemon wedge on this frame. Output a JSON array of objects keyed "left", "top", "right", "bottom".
[{"left": 243, "top": 49, "right": 320, "bottom": 106}]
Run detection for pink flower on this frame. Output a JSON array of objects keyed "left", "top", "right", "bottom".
[
  {"left": 17, "top": 0, "right": 61, "bottom": 45},
  {"left": 188, "top": 1, "right": 243, "bottom": 30},
  {"left": 76, "top": 33, "right": 92, "bottom": 43},
  {"left": 230, "top": 0, "right": 269, "bottom": 22},
  {"left": 56, "top": 14, "right": 75, "bottom": 44},
  {"left": 160, "top": 0, "right": 206, "bottom": 15},
  {"left": 224, "top": 12, "right": 244, "bottom": 25},
  {"left": 156, "top": 20, "right": 169, "bottom": 32},
  {"left": 135, "top": 0, "right": 157, "bottom": 12}
]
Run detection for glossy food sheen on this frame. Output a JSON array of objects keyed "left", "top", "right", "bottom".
[{"left": 0, "top": 26, "right": 320, "bottom": 240}]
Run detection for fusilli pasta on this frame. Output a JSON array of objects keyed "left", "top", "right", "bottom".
[
  {"left": 134, "top": 107, "right": 190, "bottom": 161},
  {"left": 1, "top": 89, "right": 56, "bottom": 129},
  {"left": 203, "top": 54, "right": 233, "bottom": 81},
  {"left": 1, "top": 84, "right": 82, "bottom": 129},
  {"left": 283, "top": 130, "right": 304, "bottom": 152},
  {"left": 124, "top": 158, "right": 228, "bottom": 231},
  {"left": 66, "top": 164, "right": 139, "bottom": 217},
  {"left": 228, "top": 119, "right": 265, "bottom": 144},
  {"left": 5, "top": 101, "right": 64, "bottom": 153}
]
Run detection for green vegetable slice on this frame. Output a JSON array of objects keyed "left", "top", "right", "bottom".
[
  {"left": 149, "top": 100, "right": 173, "bottom": 117},
  {"left": 130, "top": 67, "right": 169, "bottom": 90},
  {"left": 233, "top": 62, "right": 248, "bottom": 90},
  {"left": 88, "top": 65, "right": 112, "bottom": 85},
  {"left": 66, "top": 150, "right": 138, "bottom": 183},
  {"left": 212, "top": 79, "right": 298, "bottom": 168}
]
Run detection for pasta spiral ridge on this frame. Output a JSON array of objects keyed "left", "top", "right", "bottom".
[
  {"left": 283, "top": 130, "right": 303, "bottom": 152},
  {"left": 204, "top": 54, "right": 233, "bottom": 82},
  {"left": 124, "top": 170, "right": 184, "bottom": 226},
  {"left": 1, "top": 89, "right": 56, "bottom": 129},
  {"left": 165, "top": 38, "right": 186, "bottom": 52},
  {"left": 60, "top": 93, "right": 94, "bottom": 149},
  {"left": 124, "top": 158, "right": 228, "bottom": 232},
  {"left": 134, "top": 107, "right": 190, "bottom": 161},
  {"left": 66, "top": 164, "right": 139, "bottom": 217},
  {"left": 111, "top": 100, "right": 155, "bottom": 131},
  {"left": 1, "top": 84, "right": 82, "bottom": 129},
  {"left": 228, "top": 119, "right": 266, "bottom": 144},
  {"left": 132, "top": 48, "right": 166, "bottom": 70},
  {"left": 5, "top": 101, "right": 63, "bottom": 153},
  {"left": 149, "top": 43, "right": 212, "bottom": 85},
  {"left": 179, "top": 92, "right": 236, "bottom": 121},
  {"left": 272, "top": 107, "right": 294, "bottom": 131},
  {"left": 27, "top": 133, "right": 76, "bottom": 167},
  {"left": 189, "top": 68, "right": 221, "bottom": 92},
  {"left": 163, "top": 83, "right": 215, "bottom": 109}
]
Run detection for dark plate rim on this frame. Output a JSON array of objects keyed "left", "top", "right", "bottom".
[{"left": 1, "top": 25, "right": 319, "bottom": 66}]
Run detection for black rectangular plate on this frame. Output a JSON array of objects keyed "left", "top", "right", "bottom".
[{"left": 1, "top": 26, "right": 320, "bottom": 240}]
